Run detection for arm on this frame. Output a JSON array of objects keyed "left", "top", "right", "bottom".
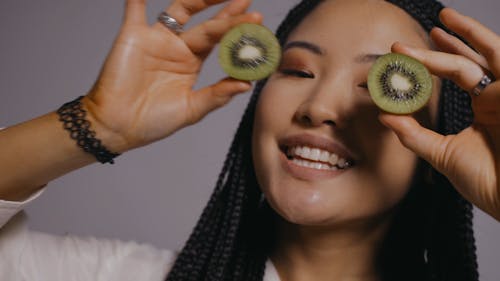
[
  {"left": 0, "top": 0, "right": 260, "bottom": 202},
  {"left": 0, "top": 110, "right": 120, "bottom": 201}
]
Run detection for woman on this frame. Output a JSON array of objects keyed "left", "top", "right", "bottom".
[{"left": 0, "top": 0, "right": 498, "bottom": 280}]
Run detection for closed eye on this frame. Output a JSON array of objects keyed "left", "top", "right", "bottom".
[
  {"left": 358, "top": 82, "right": 368, "bottom": 89},
  {"left": 280, "top": 69, "right": 315, "bottom": 79}
]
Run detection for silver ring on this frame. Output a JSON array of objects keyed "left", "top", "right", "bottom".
[
  {"left": 157, "top": 12, "right": 184, "bottom": 34},
  {"left": 472, "top": 74, "right": 493, "bottom": 96}
]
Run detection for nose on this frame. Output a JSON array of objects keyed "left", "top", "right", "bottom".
[{"left": 294, "top": 79, "right": 353, "bottom": 129}]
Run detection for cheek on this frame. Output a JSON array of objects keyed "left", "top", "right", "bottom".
[
  {"left": 252, "top": 81, "right": 330, "bottom": 223},
  {"left": 252, "top": 80, "right": 301, "bottom": 186},
  {"left": 358, "top": 124, "right": 418, "bottom": 206}
]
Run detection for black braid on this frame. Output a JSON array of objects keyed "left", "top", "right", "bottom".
[
  {"left": 382, "top": 2, "right": 478, "bottom": 280},
  {"left": 164, "top": 0, "right": 479, "bottom": 280}
]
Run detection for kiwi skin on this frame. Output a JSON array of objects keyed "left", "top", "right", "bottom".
[
  {"left": 218, "top": 23, "right": 281, "bottom": 81},
  {"left": 368, "top": 53, "right": 433, "bottom": 115}
]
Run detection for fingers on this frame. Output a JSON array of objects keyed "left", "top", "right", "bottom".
[
  {"left": 439, "top": 8, "right": 500, "bottom": 77},
  {"left": 181, "top": 0, "right": 260, "bottom": 57},
  {"left": 392, "top": 42, "right": 485, "bottom": 95},
  {"left": 378, "top": 114, "right": 451, "bottom": 173},
  {"left": 187, "top": 78, "right": 251, "bottom": 124},
  {"left": 124, "top": 0, "right": 147, "bottom": 25},
  {"left": 213, "top": 0, "right": 252, "bottom": 19},
  {"left": 430, "top": 27, "right": 490, "bottom": 70},
  {"left": 125, "top": 0, "right": 250, "bottom": 27},
  {"left": 166, "top": 0, "right": 228, "bottom": 25},
  {"left": 181, "top": 12, "right": 262, "bottom": 56},
  {"left": 473, "top": 83, "right": 500, "bottom": 118},
  {"left": 392, "top": 42, "right": 499, "bottom": 119},
  {"left": 152, "top": 0, "right": 253, "bottom": 37}
]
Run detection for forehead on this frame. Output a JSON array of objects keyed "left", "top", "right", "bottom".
[{"left": 287, "top": 0, "right": 431, "bottom": 53}]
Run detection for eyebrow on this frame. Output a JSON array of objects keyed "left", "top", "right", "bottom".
[
  {"left": 283, "top": 41, "right": 325, "bottom": 55},
  {"left": 283, "top": 41, "right": 385, "bottom": 63}
]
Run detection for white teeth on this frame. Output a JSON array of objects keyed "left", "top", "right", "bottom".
[
  {"left": 310, "top": 148, "right": 321, "bottom": 161},
  {"left": 319, "top": 151, "right": 330, "bottom": 162},
  {"left": 294, "top": 146, "right": 303, "bottom": 156},
  {"left": 287, "top": 145, "right": 353, "bottom": 170},
  {"left": 292, "top": 158, "right": 337, "bottom": 171},
  {"left": 302, "top": 147, "right": 311, "bottom": 157},
  {"left": 329, "top": 154, "right": 338, "bottom": 165},
  {"left": 296, "top": 146, "right": 338, "bottom": 165},
  {"left": 337, "top": 158, "right": 346, "bottom": 168}
]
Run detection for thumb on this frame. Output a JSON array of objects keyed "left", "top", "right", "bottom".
[
  {"left": 188, "top": 78, "right": 252, "bottom": 124},
  {"left": 379, "top": 113, "right": 450, "bottom": 172}
]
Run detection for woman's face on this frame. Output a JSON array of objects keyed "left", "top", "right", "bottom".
[{"left": 252, "top": 0, "right": 440, "bottom": 226}]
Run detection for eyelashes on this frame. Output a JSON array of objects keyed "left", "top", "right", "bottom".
[
  {"left": 279, "top": 69, "right": 315, "bottom": 79},
  {"left": 278, "top": 68, "right": 369, "bottom": 92}
]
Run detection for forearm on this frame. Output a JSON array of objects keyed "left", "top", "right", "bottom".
[{"left": 0, "top": 110, "right": 114, "bottom": 201}]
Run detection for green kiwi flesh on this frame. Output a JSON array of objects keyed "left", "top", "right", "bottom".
[
  {"left": 368, "top": 53, "right": 433, "bottom": 114},
  {"left": 218, "top": 23, "right": 281, "bottom": 81}
]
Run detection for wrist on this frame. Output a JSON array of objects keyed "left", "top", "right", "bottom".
[
  {"left": 82, "top": 97, "right": 131, "bottom": 154},
  {"left": 57, "top": 96, "right": 128, "bottom": 163},
  {"left": 81, "top": 96, "right": 132, "bottom": 154}
]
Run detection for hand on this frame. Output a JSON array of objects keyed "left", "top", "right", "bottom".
[
  {"left": 84, "top": 0, "right": 261, "bottom": 152},
  {"left": 379, "top": 8, "right": 500, "bottom": 221}
]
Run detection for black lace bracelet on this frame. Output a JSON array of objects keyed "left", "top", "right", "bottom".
[{"left": 57, "top": 96, "right": 120, "bottom": 164}]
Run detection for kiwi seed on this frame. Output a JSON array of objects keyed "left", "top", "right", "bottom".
[
  {"left": 368, "top": 53, "right": 433, "bottom": 114},
  {"left": 218, "top": 23, "right": 281, "bottom": 81}
]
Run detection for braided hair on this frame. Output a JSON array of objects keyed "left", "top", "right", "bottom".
[{"left": 165, "top": 0, "right": 479, "bottom": 280}]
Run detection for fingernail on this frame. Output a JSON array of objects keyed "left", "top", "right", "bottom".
[
  {"left": 399, "top": 42, "right": 413, "bottom": 49},
  {"left": 440, "top": 7, "right": 459, "bottom": 21},
  {"left": 433, "top": 26, "right": 445, "bottom": 32},
  {"left": 378, "top": 116, "right": 394, "bottom": 131},
  {"left": 392, "top": 42, "right": 411, "bottom": 53},
  {"left": 238, "top": 82, "right": 252, "bottom": 90}
]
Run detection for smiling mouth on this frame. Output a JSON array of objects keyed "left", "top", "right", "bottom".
[{"left": 281, "top": 145, "right": 354, "bottom": 171}]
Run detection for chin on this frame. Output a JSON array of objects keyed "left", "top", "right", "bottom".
[
  {"left": 263, "top": 183, "right": 400, "bottom": 228},
  {"left": 264, "top": 189, "right": 350, "bottom": 226}
]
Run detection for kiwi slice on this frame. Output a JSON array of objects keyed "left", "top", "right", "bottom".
[
  {"left": 218, "top": 23, "right": 281, "bottom": 81},
  {"left": 368, "top": 53, "right": 433, "bottom": 114}
]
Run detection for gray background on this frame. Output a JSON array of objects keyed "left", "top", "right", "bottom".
[{"left": 1, "top": 0, "right": 499, "bottom": 280}]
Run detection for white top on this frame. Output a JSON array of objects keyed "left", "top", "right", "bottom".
[{"left": 0, "top": 190, "right": 281, "bottom": 281}]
